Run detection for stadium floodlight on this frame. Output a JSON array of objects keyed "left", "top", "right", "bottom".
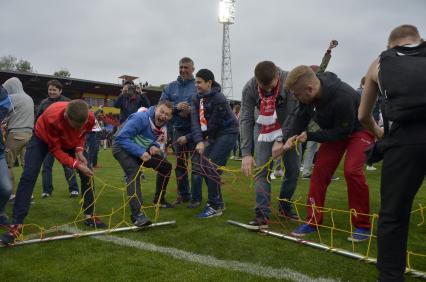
[
  {"left": 218, "top": 0, "right": 235, "bottom": 24},
  {"left": 219, "top": 0, "right": 235, "bottom": 99}
]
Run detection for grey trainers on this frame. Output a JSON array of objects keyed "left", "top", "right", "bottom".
[{"left": 131, "top": 213, "right": 152, "bottom": 227}]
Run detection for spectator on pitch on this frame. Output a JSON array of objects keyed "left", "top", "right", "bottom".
[
  {"left": 114, "top": 81, "right": 150, "bottom": 124},
  {"left": 0, "top": 85, "right": 12, "bottom": 226},
  {"left": 113, "top": 101, "right": 175, "bottom": 226},
  {"left": 301, "top": 40, "right": 338, "bottom": 179},
  {"left": 2, "top": 77, "right": 34, "bottom": 200},
  {"left": 359, "top": 24, "right": 426, "bottom": 281},
  {"left": 178, "top": 69, "right": 238, "bottom": 218},
  {"left": 240, "top": 61, "right": 300, "bottom": 230},
  {"left": 283, "top": 65, "right": 373, "bottom": 242},
  {"left": 160, "top": 57, "right": 197, "bottom": 206},
  {"left": 37, "top": 80, "right": 79, "bottom": 198},
  {"left": 230, "top": 104, "right": 242, "bottom": 161},
  {"left": 0, "top": 100, "right": 107, "bottom": 246}
]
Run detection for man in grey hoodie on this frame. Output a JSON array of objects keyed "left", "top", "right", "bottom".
[
  {"left": 2, "top": 77, "right": 34, "bottom": 198},
  {"left": 240, "top": 61, "right": 300, "bottom": 229}
]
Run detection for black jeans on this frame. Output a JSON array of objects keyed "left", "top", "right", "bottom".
[
  {"left": 377, "top": 143, "right": 426, "bottom": 281},
  {"left": 112, "top": 144, "right": 172, "bottom": 216},
  {"left": 13, "top": 135, "right": 95, "bottom": 224}
]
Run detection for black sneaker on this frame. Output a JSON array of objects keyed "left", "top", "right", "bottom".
[
  {"left": 0, "top": 224, "right": 23, "bottom": 246},
  {"left": 0, "top": 213, "right": 9, "bottom": 227},
  {"left": 173, "top": 196, "right": 190, "bottom": 205},
  {"left": 153, "top": 200, "right": 175, "bottom": 209},
  {"left": 246, "top": 217, "right": 269, "bottom": 230},
  {"left": 187, "top": 200, "right": 201, "bottom": 209},
  {"left": 131, "top": 213, "right": 152, "bottom": 227},
  {"left": 83, "top": 215, "right": 107, "bottom": 229}
]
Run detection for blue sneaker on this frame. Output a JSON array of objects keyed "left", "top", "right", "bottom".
[
  {"left": 291, "top": 223, "right": 317, "bottom": 237},
  {"left": 347, "top": 228, "right": 370, "bottom": 242},
  {"left": 196, "top": 206, "right": 222, "bottom": 219}
]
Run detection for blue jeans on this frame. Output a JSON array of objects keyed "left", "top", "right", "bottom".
[
  {"left": 254, "top": 127, "right": 301, "bottom": 218},
  {"left": 42, "top": 152, "right": 79, "bottom": 194},
  {"left": 302, "top": 141, "right": 318, "bottom": 176},
  {"left": 172, "top": 128, "right": 192, "bottom": 200},
  {"left": 0, "top": 152, "right": 12, "bottom": 214},
  {"left": 191, "top": 133, "right": 237, "bottom": 209},
  {"left": 12, "top": 135, "right": 96, "bottom": 224}
]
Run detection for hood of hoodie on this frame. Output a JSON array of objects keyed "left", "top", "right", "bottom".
[
  {"left": 3, "top": 77, "right": 25, "bottom": 95},
  {"left": 316, "top": 72, "right": 341, "bottom": 107},
  {"left": 197, "top": 81, "right": 222, "bottom": 99}
]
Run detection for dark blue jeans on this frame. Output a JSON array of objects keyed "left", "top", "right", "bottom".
[
  {"left": 112, "top": 143, "right": 172, "bottom": 216},
  {"left": 85, "top": 132, "right": 100, "bottom": 168},
  {"left": 172, "top": 128, "right": 192, "bottom": 200},
  {"left": 42, "top": 152, "right": 79, "bottom": 194},
  {"left": 191, "top": 133, "right": 237, "bottom": 209},
  {"left": 12, "top": 135, "right": 95, "bottom": 224}
]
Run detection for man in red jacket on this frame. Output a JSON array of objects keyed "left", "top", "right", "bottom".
[{"left": 0, "top": 99, "right": 106, "bottom": 246}]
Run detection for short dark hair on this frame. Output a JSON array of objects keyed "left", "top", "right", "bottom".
[
  {"left": 179, "top": 57, "right": 194, "bottom": 65},
  {"left": 388, "top": 24, "right": 421, "bottom": 46},
  {"left": 254, "top": 61, "right": 277, "bottom": 86},
  {"left": 47, "top": 79, "right": 63, "bottom": 90},
  {"left": 157, "top": 100, "right": 173, "bottom": 110},
  {"left": 66, "top": 99, "right": 89, "bottom": 124},
  {"left": 196, "top": 69, "right": 215, "bottom": 83}
]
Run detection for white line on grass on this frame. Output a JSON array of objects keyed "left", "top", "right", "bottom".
[{"left": 62, "top": 226, "right": 338, "bottom": 282}]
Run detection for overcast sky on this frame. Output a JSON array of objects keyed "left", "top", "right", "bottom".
[{"left": 1, "top": 0, "right": 425, "bottom": 100}]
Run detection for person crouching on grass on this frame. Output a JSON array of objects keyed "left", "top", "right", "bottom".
[
  {"left": 112, "top": 100, "right": 174, "bottom": 227},
  {"left": 182, "top": 69, "right": 238, "bottom": 218},
  {"left": 0, "top": 100, "right": 106, "bottom": 246}
]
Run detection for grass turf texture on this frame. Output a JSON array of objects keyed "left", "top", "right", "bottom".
[{"left": 1, "top": 149, "right": 425, "bottom": 281}]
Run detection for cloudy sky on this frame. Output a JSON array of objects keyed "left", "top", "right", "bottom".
[{"left": 1, "top": 0, "right": 425, "bottom": 100}]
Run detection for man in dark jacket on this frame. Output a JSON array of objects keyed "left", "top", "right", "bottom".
[
  {"left": 37, "top": 79, "right": 79, "bottom": 198},
  {"left": 283, "top": 65, "right": 374, "bottom": 241},
  {"left": 359, "top": 24, "right": 426, "bottom": 281},
  {"left": 114, "top": 81, "right": 151, "bottom": 124}
]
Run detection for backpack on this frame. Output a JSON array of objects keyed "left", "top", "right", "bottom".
[{"left": 378, "top": 41, "right": 426, "bottom": 122}]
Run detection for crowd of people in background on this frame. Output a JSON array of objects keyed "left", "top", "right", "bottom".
[{"left": 0, "top": 23, "right": 424, "bottom": 281}]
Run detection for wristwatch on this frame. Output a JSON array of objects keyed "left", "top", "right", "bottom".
[{"left": 275, "top": 136, "right": 284, "bottom": 143}]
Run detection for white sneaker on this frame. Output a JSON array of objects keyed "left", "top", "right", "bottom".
[
  {"left": 366, "top": 165, "right": 377, "bottom": 171},
  {"left": 270, "top": 174, "right": 277, "bottom": 180},
  {"left": 274, "top": 169, "right": 284, "bottom": 178},
  {"left": 41, "top": 192, "right": 51, "bottom": 198},
  {"left": 230, "top": 156, "right": 235, "bottom": 160}
]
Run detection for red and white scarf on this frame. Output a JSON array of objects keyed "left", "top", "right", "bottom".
[
  {"left": 256, "top": 77, "right": 283, "bottom": 142},
  {"left": 149, "top": 117, "right": 167, "bottom": 151},
  {"left": 199, "top": 98, "right": 208, "bottom": 132},
  {"left": 139, "top": 107, "right": 168, "bottom": 152}
]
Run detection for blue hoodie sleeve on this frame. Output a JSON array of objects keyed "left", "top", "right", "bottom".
[
  {"left": 114, "top": 113, "right": 149, "bottom": 158},
  {"left": 191, "top": 95, "right": 204, "bottom": 144},
  {"left": 0, "top": 87, "right": 11, "bottom": 122}
]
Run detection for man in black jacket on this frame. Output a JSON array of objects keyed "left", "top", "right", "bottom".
[
  {"left": 359, "top": 24, "right": 426, "bottom": 281},
  {"left": 283, "top": 66, "right": 374, "bottom": 241}
]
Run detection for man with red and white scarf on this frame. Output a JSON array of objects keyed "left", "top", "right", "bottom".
[{"left": 240, "top": 61, "right": 300, "bottom": 229}]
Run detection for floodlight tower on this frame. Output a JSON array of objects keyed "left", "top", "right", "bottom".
[{"left": 218, "top": 0, "right": 235, "bottom": 99}]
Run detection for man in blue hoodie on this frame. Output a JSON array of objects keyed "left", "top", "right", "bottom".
[
  {"left": 112, "top": 101, "right": 174, "bottom": 227},
  {"left": 0, "top": 85, "right": 12, "bottom": 225},
  {"left": 160, "top": 57, "right": 197, "bottom": 207}
]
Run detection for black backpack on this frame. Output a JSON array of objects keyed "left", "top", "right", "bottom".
[{"left": 379, "top": 41, "right": 426, "bottom": 122}]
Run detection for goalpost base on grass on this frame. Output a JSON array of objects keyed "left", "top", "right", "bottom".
[
  {"left": 227, "top": 220, "right": 426, "bottom": 279},
  {"left": 2, "top": 220, "right": 176, "bottom": 248}
]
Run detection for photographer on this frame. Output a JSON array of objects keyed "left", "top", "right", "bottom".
[{"left": 114, "top": 81, "right": 151, "bottom": 124}]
